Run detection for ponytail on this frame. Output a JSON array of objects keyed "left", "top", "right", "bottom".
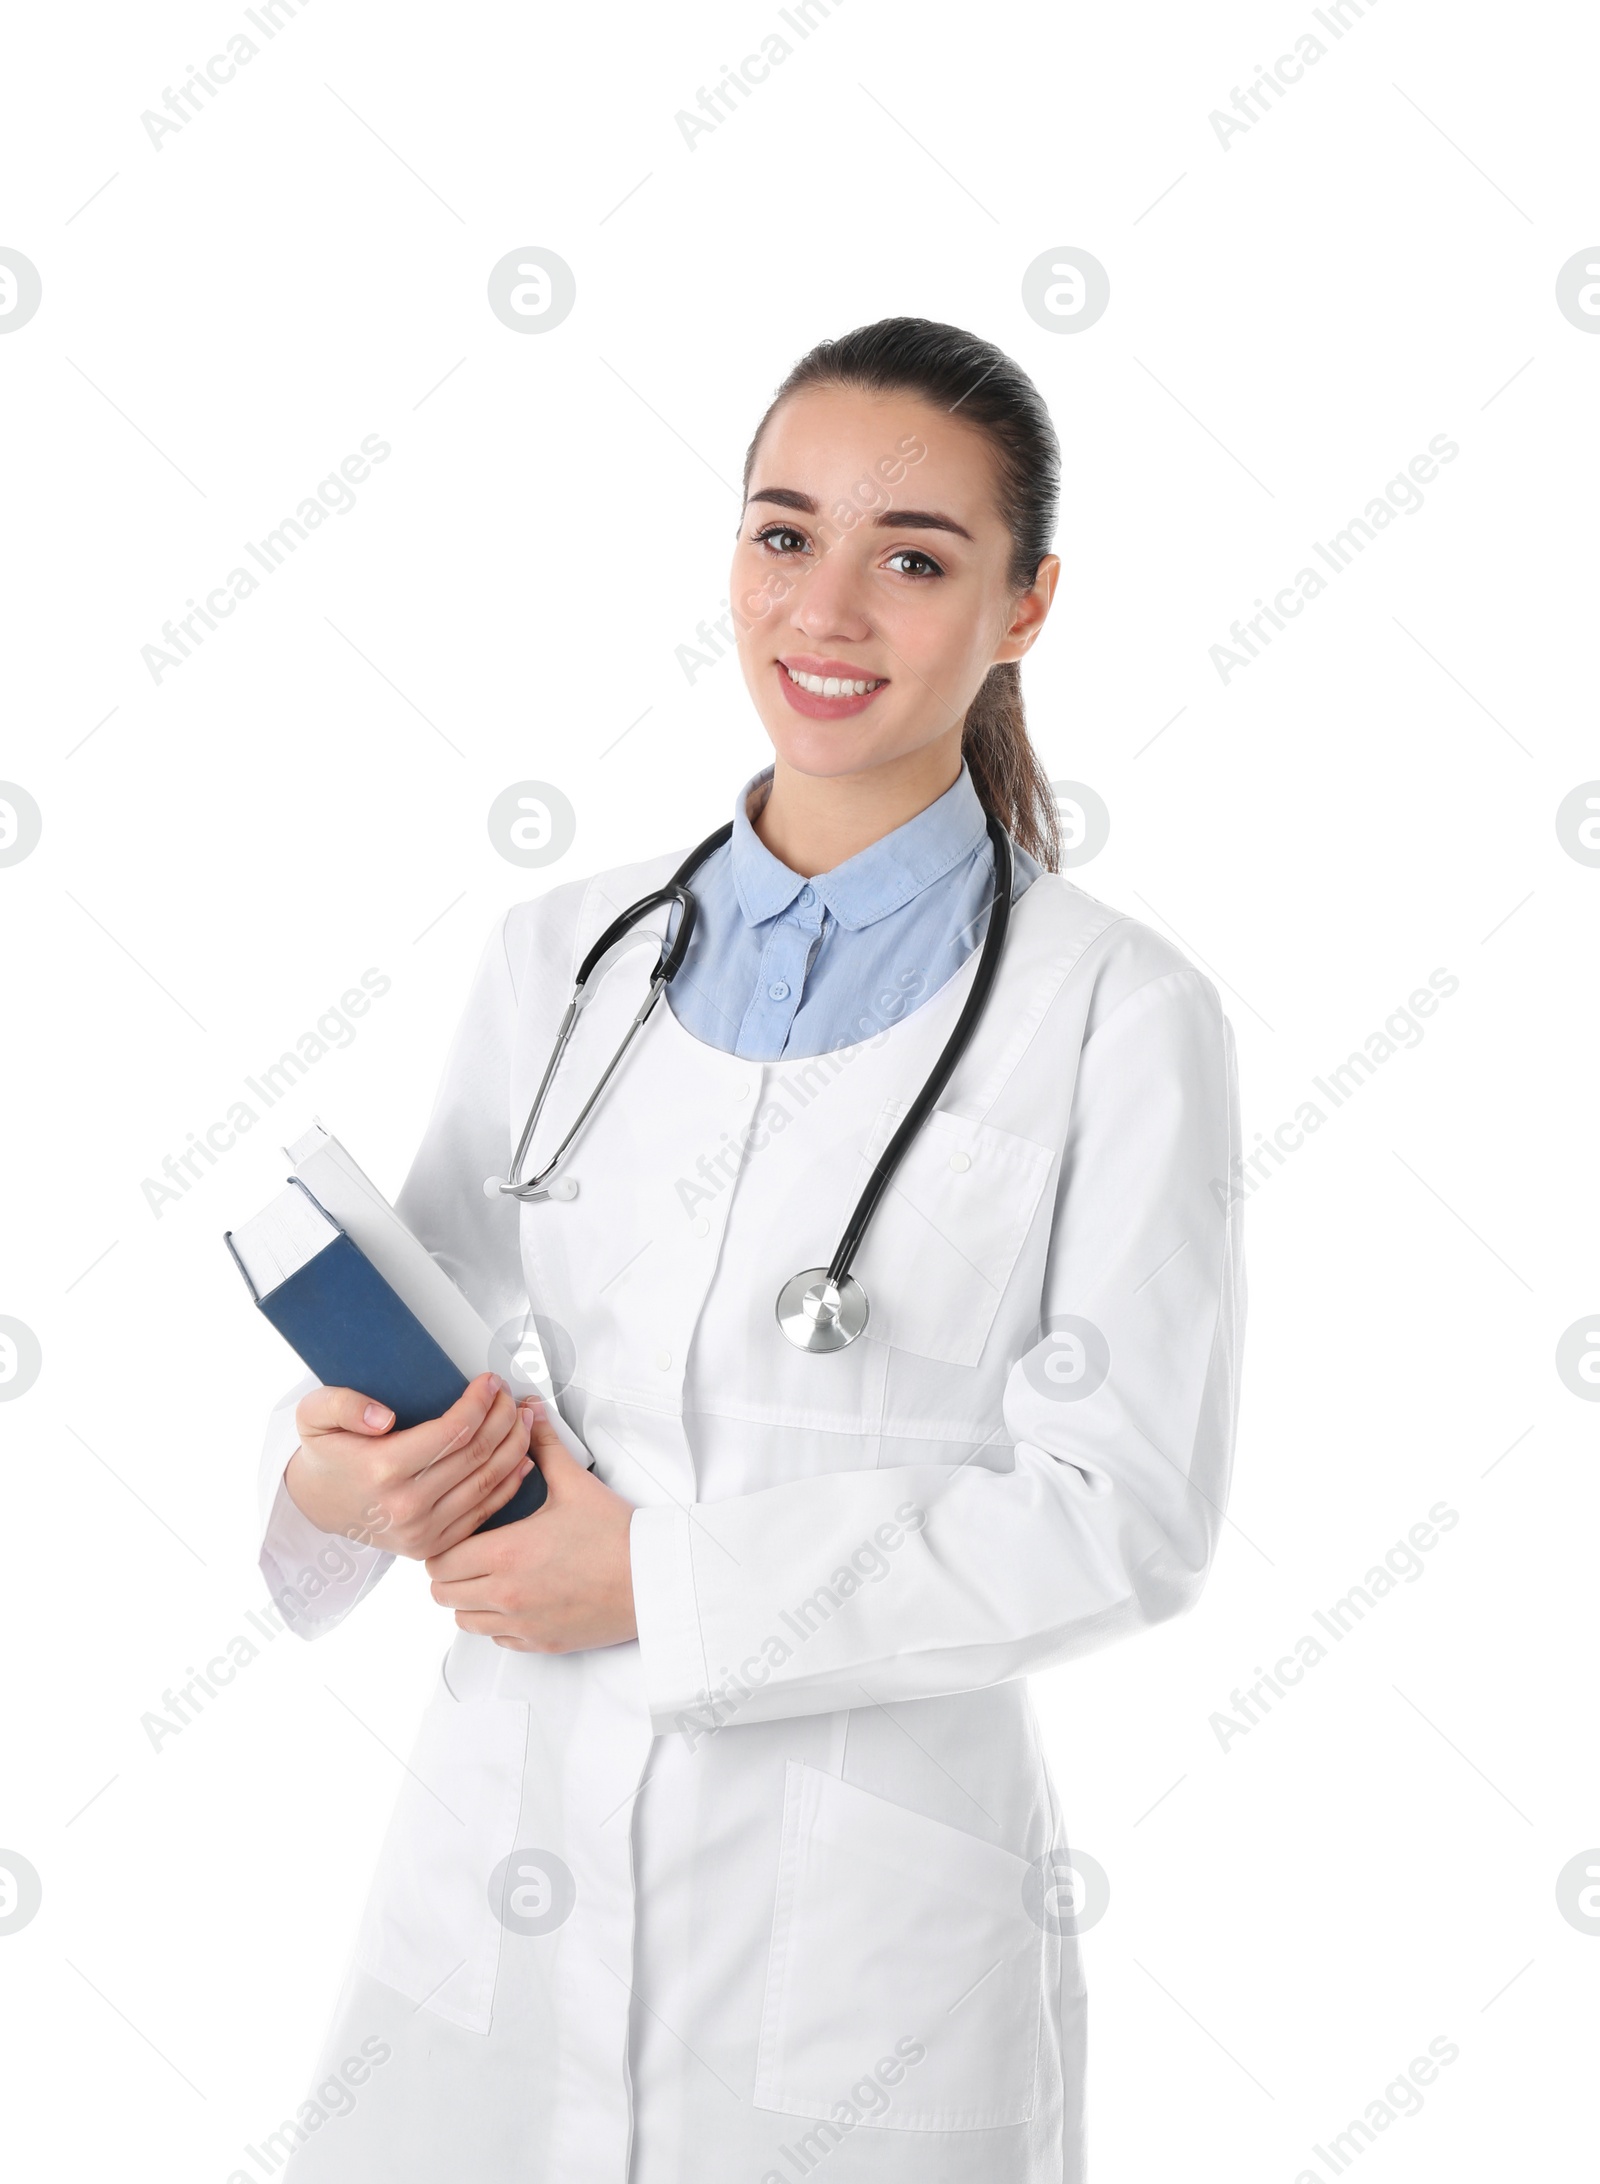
[{"left": 960, "top": 663, "right": 1060, "bottom": 868}]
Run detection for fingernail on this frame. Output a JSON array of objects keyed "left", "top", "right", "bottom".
[
  {"left": 364, "top": 1402, "right": 393, "bottom": 1429},
  {"left": 486, "top": 1373, "right": 505, "bottom": 1397}
]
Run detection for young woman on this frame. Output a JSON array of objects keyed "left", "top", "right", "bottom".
[{"left": 258, "top": 317, "right": 1246, "bottom": 2183}]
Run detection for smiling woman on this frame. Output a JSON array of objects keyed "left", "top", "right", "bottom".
[
  {"left": 726, "top": 319, "right": 1064, "bottom": 875},
  {"left": 257, "top": 315, "right": 1246, "bottom": 2184}
]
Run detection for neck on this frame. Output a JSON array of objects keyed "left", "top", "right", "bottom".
[{"left": 752, "top": 735, "right": 965, "bottom": 877}]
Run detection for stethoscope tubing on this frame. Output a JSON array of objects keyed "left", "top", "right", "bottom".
[
  {"left": 498, "top": 836, "right": 732, "bottom": 1200},
  {"left": 492, "top": 811, "right": 1016, "bottom": 1287},
  {"left": 826, "top": 813, "right": 1014, "bottom": 1287}
]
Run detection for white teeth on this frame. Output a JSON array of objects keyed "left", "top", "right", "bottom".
[{"left": 784, "top": 666, "right": 884, "bottom": 697}]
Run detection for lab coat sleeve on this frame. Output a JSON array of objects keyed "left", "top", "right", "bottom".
[
  {"left": 254, "top": 907, "right": 535, "bottom": 1639},
  {"left": 390, "top": 905, "right": 539, "bottom": 1342},
  {"left": 628, "top": 962, "right": 1245, "bottom": 1734},
  {"left": 257, "top": 1368, "right": 396, "bottom": 1635}
]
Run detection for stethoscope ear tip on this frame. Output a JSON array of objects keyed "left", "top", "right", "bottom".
[{"left": 482, "top": 1176, "right": 504, "bottom": 1198}]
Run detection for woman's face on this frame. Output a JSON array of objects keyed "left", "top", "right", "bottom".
[{"left": 729, "top": 383, "right": 1056, "bottom": 783}]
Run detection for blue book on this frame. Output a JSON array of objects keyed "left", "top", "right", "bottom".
[{"left": 226, "top": 1178, "right": 546, "bottom": 1531}]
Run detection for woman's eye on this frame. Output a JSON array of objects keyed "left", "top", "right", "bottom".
[
  {"left": 753, "top": 524, "right": 809, "bottom": 556},
  {"left": 884, "top": 548, "right": 943, "bottom": 579}
]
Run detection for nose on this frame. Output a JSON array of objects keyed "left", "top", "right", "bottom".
[{"left": 787, "top": 541, "right": 872, "bottom": 648}]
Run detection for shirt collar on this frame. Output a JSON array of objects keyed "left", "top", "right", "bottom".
[{"left": 729, "top": 761, "right": 990, "bottom": 932}]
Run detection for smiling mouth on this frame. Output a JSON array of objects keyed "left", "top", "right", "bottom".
[{"left": 782, "top": 663, "right": 888, "bottom": 698}]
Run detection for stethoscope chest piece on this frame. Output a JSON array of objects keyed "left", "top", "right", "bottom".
[{"left": 776, "top": 1268, "right": 869, "bottom": 1353}]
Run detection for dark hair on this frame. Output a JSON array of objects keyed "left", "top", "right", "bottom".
[{"left": 740, "top": 316, "right": 1062, "bottom": 869}]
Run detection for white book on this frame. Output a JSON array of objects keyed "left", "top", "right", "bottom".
[{"left": 229, "top": 1183, "right": 341, "bottom": 1298}]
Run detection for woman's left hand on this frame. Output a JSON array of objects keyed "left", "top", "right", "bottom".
[{"left": 425, "top": 1403, "right": 639, "bottom": 1652}]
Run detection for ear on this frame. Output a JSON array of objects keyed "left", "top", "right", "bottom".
[{"left": 994, "top": 553, "right": 1060, "bottom": 663}]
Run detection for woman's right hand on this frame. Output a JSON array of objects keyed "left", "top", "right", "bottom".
[{"left": 284, "top": 1372, "right": 538, "bottom": 1560}]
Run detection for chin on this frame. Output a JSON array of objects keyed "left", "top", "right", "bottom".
[{"left": 763, "top": 721, "right": 896, "bottom": 779}]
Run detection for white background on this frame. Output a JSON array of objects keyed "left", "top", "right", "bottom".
[{"left": 1, "top": 2, "right": 1595, "bottom": 2177}]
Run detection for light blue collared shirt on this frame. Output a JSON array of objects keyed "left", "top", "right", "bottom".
[{"left": 663, "top": 762, "right": 1041, "bottom": 1062}]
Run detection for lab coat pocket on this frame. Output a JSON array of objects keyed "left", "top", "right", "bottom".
[
  {"left": 852, "top": 1108, "right": 1055, "bottom": 1367},
  {"left": 754, "top": 1763, "right": 1043, "bottom": 2130},
  {"left": 351, "top": 1657, "right": 530, "bottom": 2035}
]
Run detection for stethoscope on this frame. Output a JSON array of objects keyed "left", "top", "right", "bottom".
[{"left": 485, "top": 812, "right": 1016, "bottom": 1353}]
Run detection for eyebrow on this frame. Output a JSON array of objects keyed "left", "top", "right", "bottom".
[{"left": 745, "top": 486, "right": 974, "bottom": 542}]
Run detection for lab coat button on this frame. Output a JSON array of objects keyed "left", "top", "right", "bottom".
[
  {"left": 693, "top": 1218, "right": 710, "bottom": 1237},
  {"left": 654, "top": 1348, "right": 672, "bottom": 1371},
  {"left": 949, "top": 1151, "right": 971, "bottom": 1172}
]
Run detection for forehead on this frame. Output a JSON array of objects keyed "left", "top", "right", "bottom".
[{"left": 752, "top": 383, "right": 1003, "bottom": 525}]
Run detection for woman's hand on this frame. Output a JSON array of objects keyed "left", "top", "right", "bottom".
[
  {"left": 284, "top": 1373, "right": 539, "bottom": 1560},
  {"left": 425, "top": 1406, "right": 638, "bottom": 1652}
]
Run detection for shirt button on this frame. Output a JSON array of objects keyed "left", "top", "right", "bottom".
[
  {"left": 798, "top": 886, "right": 815, "bottom": 908},
  {"left": 654, "top": 1348, "right": 672, "bottom": 1371},
  {"left": 768, "top": 981, "right": 790, "bottom": 1002},
  {"left": 949, "top": 1151, "right": 972, "bottom": 1172}
]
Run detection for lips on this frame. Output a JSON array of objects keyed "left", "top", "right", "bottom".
[{"left": 776, "top": 656, "right": 890, "bottom": 721}]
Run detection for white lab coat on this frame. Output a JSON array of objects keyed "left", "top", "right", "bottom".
[{"left": 255, "top": 851, "right": 1245, "bottom": 2184}]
